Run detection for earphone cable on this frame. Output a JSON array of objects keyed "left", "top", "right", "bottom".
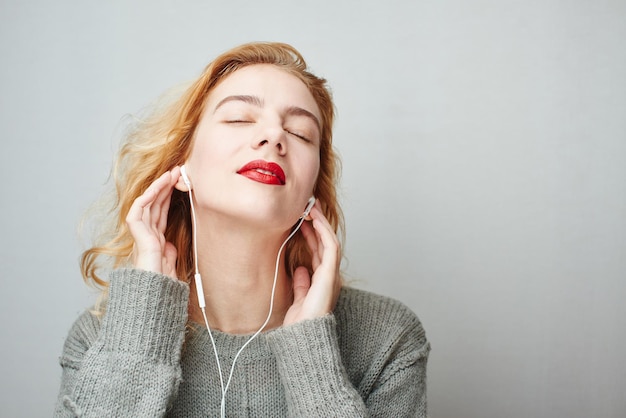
[
  {"left": 187, "top": 184, "right": 307, "bottom": 417},
  {"left": 187, "top": 188, "right": 226, "bottom": 397}
]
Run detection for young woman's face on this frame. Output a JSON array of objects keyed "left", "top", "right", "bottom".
[{"left": 184, "top": 64, "right": 322, "bottom": 230}]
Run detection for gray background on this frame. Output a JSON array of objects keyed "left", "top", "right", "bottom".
[{"left": 1, "top": 1, "right": 624, "bottom": 417}]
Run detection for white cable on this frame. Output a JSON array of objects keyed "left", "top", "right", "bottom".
[
  {"left": 187, "top": 187, "right": 226, "bottom": 397},
  {"left": 187, "top": 184, "right": 307, "bottom": 417},
  {"left": 220, "top": 216, "right": 306, "bottom": 411}
]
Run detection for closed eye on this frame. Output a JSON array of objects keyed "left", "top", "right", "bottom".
[
  {"left": 225, "top": 119, "right": 253, "bottom": 124},
  {"left": 286, "top": 129, "right": 311, "bottom": 143}
]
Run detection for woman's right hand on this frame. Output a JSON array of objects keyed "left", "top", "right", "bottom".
[{"left": 126, "top": 167, "right": 181, "bottom": 279}]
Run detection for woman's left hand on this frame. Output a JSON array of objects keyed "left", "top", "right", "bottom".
[{"left": 283, "top": 200, "right": 342, "bottom": 326}]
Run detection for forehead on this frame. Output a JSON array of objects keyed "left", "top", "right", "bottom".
[{"left": 206, "top": 64, "right": 321, "bottom": 120}]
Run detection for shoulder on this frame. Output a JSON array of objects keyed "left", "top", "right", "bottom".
[
  {"left": 335, "top": 287, "right": 426, "bottom": 332},
  {"left": 59, "top": 309, "right": 102, "bottom": 369},
  {"left": 334, "top": 286, "right": 430, "bottom": 358}
]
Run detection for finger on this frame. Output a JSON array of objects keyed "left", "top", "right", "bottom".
[
  {"left": 308, "top": 208, "right": 340, "bottom": 282},
  {"left": 157, "top": 168, "right": 180, "bottom": 232},
  {"left": 300, "top": 221, "right": 321, "bottom": 269},
  {"left": 312, "top": 217, "right": 340, "bottom": 269},
  {"left": 292, "top": 266, "right": 311, "bottom": 304},
  {"left": 308, "top": 206, "right": 339, "bottom": 262},
  {"left": 153, "top": 169, "right": 179, "bottom": 234},
  {"left": 127, "top": 188, "right": 158, "bottom": 242},
  {"left": 125, "top": 171, "right": 178, "bottom": 272},
  {"left": 132, "top": 171, "right": 169, "bottom": 240},
  {"left": 129, "top": 171, "right": 173, "bottom": 223},
  {"left": 308, "top": 204, "right": 335, "bottom": 238},
  {"left": 127, "top": 185, "right": 156, "bottom": 224},
  {"left": 148, "top": 170, "right": 174, "bottom": 224}
]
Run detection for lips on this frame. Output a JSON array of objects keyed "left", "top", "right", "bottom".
[{"left": 237, "top": 160, "right": 286, "bottom": 185}]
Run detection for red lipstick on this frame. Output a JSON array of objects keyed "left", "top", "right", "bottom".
[{"left": 237, "top": 160, "right": 286, "bottom": 185}]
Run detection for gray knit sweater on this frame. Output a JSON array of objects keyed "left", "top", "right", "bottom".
[{"left": 55, "top": 269, "right": 430, "bottom": 417}]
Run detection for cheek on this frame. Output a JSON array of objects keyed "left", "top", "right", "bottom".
[
  {"left": 313, "top": 159, "right": 321, "bottom": 183},
  {"left": 189, "top": 131, "right": 234, "bottom": 169},
  {"left": 306, "top": 156, "right": 321, "bottom": 192}
]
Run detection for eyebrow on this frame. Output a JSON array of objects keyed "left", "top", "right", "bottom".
[
  {"left": 213, "top": 94, "right": 321, "bottom": 130},
  {"left": 214, "top": 95, "right": 262, "bottom": 111}
]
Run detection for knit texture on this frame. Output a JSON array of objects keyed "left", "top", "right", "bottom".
[{"left": 54, "top": 269, "right": 430, "bottom": 417}]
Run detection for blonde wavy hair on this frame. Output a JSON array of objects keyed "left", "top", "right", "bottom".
[{"left": 81, "top": 42, "right": 344, "bottom": 303}]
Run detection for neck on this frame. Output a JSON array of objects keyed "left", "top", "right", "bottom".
[{"left": 188, "top": 213, "right": 296, "bottom": 334}]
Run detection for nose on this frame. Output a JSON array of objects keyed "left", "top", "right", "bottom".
[{"left": 253, "top": 122, "right": 286, "bottom": 155}]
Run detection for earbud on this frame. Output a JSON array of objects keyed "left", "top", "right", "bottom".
[
  {"left": 180, "top": 164, "right": 192, "bottom": 189},
  {"left": 301, "top": 196, "right": 316, "bottom": 219}
]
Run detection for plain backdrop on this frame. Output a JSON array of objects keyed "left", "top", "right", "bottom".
[{"left": 1, "top": 1, "right": 625, "bottom": 417}]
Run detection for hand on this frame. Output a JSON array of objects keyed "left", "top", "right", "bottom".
[
  {"left": 126, "top": 167, "right": 181, "bottom": 279},
  {"left": 283, "top": 200, "right": 342, "bottom": 326}
]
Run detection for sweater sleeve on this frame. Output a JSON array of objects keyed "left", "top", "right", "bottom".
[
  {"left": 364, "top": 313, "right": 430, "bottom": 418},
  {"left": 53, "top": 269, "right": 190, "bottom": 418},
  {"left": 266, "top": 292, "right": 430, "bottom": 418},
  {"left": 266, "top": 315, "right": 368, "bottom": 417}
]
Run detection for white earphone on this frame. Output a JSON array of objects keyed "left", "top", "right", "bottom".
[
  {"left": 301, "top": 196, "right": 316, "bottom": 219},
  {"left": 180, "top": 164, "right": 192, "bottom": 189},
  {"left": 179, "top": 164, "right": 314, "bottom": 417}
]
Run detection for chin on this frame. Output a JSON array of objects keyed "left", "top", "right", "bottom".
[
  {"left": 218, "top": 202, "right": 300, "bottom": 230},
  {"left": 248, "top": 208, "right": 301, "bottom": 230}
]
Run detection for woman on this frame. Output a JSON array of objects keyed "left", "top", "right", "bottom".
[{"left": 55, "top": 42, "right": 430, "bottom": 417}]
